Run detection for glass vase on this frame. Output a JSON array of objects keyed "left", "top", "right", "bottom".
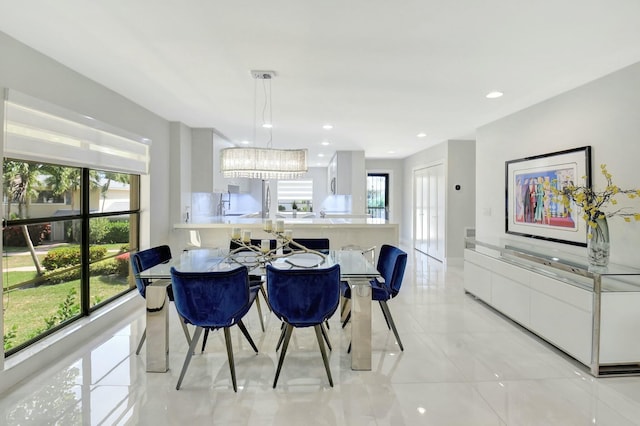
[{"left": 587, "top": 216, "right": 610, "bottom": 267}]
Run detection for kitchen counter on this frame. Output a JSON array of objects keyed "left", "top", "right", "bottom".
[
  {"left": 176, "top": 217, "right": 393, "bottom": 228},
  {"left": 172, "top": 217, "right": 398, "bottom": 260}
]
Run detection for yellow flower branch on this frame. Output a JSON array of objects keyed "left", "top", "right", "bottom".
[{"left": 552, "top": 164, "right": 640, "bottom": 228}]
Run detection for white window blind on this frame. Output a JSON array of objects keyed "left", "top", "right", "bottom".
[
  {"left": 277, "top": 179, "right": 313, "bottom": 200},
  {"left": 3, "top": 89, "right": 151, "bottom": 174}
]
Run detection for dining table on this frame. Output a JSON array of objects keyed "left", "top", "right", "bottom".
[{"left": 136, "top": 248, "right": 380, "bottom": 373}]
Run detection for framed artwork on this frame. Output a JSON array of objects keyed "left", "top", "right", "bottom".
[{"left": 505, "top": 146, "right": 592, "bottom": 246}]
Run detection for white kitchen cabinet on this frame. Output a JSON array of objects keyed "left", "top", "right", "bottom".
[
  {"left": 191, "top": 128, "right": 249, "bottom": 193},
  {"left": 464, "top": 239, "right": 640, "bottom": 376},
  {"left": 328, "top": 151, "right": 364, "bottom": 196}
]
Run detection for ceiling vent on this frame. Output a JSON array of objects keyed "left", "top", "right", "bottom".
[{"left": 250, "top": 70, "right": 276, "bottom": 79}]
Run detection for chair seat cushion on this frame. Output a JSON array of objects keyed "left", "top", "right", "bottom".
[{"left": 340, "top": 278, "right": 392, "bottom": 301}]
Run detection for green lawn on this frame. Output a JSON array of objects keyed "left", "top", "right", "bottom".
[
  {"left": 2, "top": 271, "right": 39, "bottom": 289},
  {"left": 3, "top": 277, "right": 129, "bottom": 345},
  {"left": 3, "top": 243, "right": 132, "bottom": 350},
  {"left": 4, "top": 274, "right": 131, "bottom": 348}
]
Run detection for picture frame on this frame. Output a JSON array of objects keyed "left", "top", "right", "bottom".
[{"left": 505, "top": 146, "right": 592, "bottom": 246}]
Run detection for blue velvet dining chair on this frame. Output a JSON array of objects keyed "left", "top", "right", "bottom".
[
  {"left": 266, "top": 263, "right": 341, "bottom": 388},
  {"left": 131, "top": 245, "right": 191, "bottom": 355},
  {"left": 284, "top": 238, "right": 330, "bottom": 254},
  {"left": 229, "top": 238, "right": 278, "bottom": 332},
  {"left": 170, "top": 265, "right": 259, "bottom": 392},
  {"left": 340, "top": 244, "right": 408, "bottom": 351}
]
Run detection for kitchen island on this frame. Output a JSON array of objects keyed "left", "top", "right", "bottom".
[{"left": 173, "top": 217, "right": 398, "bottom": 260}]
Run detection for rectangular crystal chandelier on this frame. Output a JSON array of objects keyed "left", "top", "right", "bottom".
[{"left": 221, "top": 147, "right": 308, "bottom": 179}]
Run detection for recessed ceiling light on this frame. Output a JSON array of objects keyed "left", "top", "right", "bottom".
[
  {"left": 262, "top": 123, "right": 273, "bottom": 128},
  {"left": 388, "top": 150, "right": 396, "bottom": 154},
  {"left": 240, "top": 140, "right": 250, "bottom": 145},
  {"left": 416, "top": 132, "right": 427, "bottom": 138},
  {"left": 318, "top": 153, "right": 325, "bottom": 157},
  {"left": 322, "top": 124, "right": 333, "bottom": 130},
  {"left": 486, "top": 91, "right": 504, "bottom": 99},
  {"left": 321, "top": 141, "right": 330, "bottom": 146}
]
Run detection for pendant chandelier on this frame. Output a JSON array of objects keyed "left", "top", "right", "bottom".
[{"left": 221, "top": 71, "right": 308, "bottom": 180}]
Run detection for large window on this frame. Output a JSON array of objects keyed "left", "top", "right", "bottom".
[
  {"left": 2, "top": 90, "right": 148, "bottom": 356},
  {"left": 2, "top": 159, "right": 140, "bottom": 355},
  {"left": 277, "top": 179, "right": 313, "bottom": 213}
]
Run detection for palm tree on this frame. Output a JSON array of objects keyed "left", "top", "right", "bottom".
[
  {"left": 3, "top": 159, "right": 45, "bottom": 275},
  {"left": 99, "top": 171, "right": 129, "bottom": 212}
]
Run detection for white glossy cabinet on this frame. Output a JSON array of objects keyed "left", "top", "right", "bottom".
[
  {"left": 464, "top": 240, "right": 640, "bottom": 376},
  {"left": 328, "top": 151, "right": 364, "bottom": 196}
]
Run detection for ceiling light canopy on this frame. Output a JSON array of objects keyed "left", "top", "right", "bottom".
[{"left": 220, "top": 71, "right": 308, "bottom": 180}]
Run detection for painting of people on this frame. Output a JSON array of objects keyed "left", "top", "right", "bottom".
[{"left": 505, "top": 146, "right": 591, "bottom": 246}]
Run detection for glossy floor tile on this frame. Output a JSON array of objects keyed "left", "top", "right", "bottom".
[{"left": 2, "top": 249, "right": 640, "bottom": 425}]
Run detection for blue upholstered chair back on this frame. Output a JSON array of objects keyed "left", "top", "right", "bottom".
[
  {"left": 131, "top": 245, "right": 172, "bottom": 298},
  {"left": 285, "top": 238, "right": 330, "bottom": 254},
  {"left": 170, "top": 266, "right": 251, "bottom": 328},
  {"left": 266, "top": 264, "right": 341, "bottom": 327},
  {"left": 376, "top": 244, "right": 407, "bottom": 296}
]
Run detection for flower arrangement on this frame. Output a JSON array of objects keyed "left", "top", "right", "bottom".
[{"left": 553, "top": 164, "right": 640, "bottom": 230}]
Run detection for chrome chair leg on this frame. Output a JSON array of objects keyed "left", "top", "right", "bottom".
[
  {"left": 314, "top": 324, "right": 333, "bottom": 387},
  {"left": 254, "top": 295, "right": 265, "bottom": 332},
  {"left": 273, "top": 323, "right": 293, "bottom": 388},
  {"left": 275, "top": 322, "right": 286, "bottom": 351},
  {"left": 201, "top": 328, "right": 212, "bottom": 353},
  {"left": 259, "top": 285, "right": 271, "bottom": 311},
  {"left": 379, "top": 302, "right": 391, "bottom": 330},
  {"left": 341, "top": 311, "right": 351, "bottom": 329},
  {"left": 178, "top": 314, "right": 192, "bottom": 345},
  {"left": 380, "top": 301, "right": 403, "bottom": 351},
  {"left": 135, "top": 329, "right": 146, "bottom": 355},
  {"left": 320, "top": 322, "right": 332, "bottom": 351},
  {"left": 237, "top": 320, "right": 259, "bottom": 353},
  {"left": 223, "top": 327, "right": 238, "bottom": 392},
  {"left": 340, "top": 297, "right": 351, "bottom": 321},
  {"left": 176, "top": 327, "right": 203, "bottom": 390}
]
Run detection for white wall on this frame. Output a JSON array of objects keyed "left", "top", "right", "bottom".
[
  {"left": 476, "top": 61, "right": 640, "bottom": 266},
  {"left": 446, "top": 140, "right": 476, "bottom": 261}
]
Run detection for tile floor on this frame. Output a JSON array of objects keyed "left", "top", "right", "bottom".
[{"left": 2, "top": 249, "right": 640, "bottom": 425}]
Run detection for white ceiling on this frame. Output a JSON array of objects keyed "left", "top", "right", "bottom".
[{"left": 2, "top": 0, "right": 640, "bottom": 166}]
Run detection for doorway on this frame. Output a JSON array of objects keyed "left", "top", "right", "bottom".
[
  {"left": 367, "top": 173, "right": 389, "bottom": 220},
  {"left": 413, "top": 164, "right": 445, "bottom": 261}
]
